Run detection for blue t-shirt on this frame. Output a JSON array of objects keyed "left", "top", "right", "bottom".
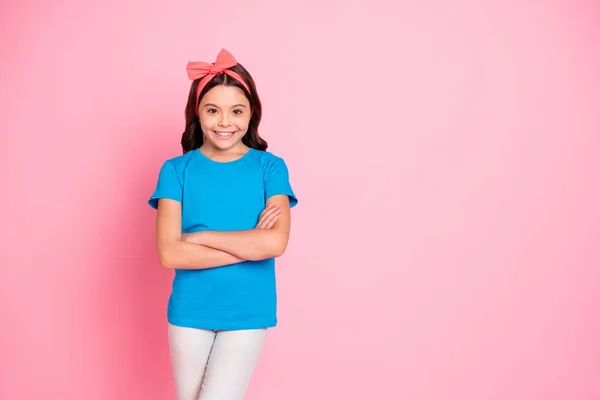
[{"left": 148, "top": 147, "right": 297, "bottom": 330}]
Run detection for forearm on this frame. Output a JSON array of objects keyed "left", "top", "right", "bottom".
[
  {"left": 160, "top": 239, "right": 245, "bottom": 270},
  {"left": 187, "top": 230, "right": 283, "bottom": 261}
]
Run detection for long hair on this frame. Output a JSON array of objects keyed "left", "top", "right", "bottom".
[{"left": 180, "top": 63, "right": 268, "bottom": 154}]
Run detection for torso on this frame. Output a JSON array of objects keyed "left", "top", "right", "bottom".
[{"left": 166, "top": 148, "right": 278, "bottom": 331}]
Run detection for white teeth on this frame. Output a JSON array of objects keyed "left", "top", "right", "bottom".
[{"left": 215, "top": 131, "right": 233, "bottom": 137}]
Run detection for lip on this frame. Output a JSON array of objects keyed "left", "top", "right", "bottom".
[{"left": 213, "top": 130, "right": 236, "bottom": 140}]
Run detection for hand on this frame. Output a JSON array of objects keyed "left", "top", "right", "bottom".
[{"left": 255, "top": 204, "right": 281, "bottom": 229}]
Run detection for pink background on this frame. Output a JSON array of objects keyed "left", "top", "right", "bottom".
[{"left": 1, "top": 0, "right": 599, "bottom": 399}]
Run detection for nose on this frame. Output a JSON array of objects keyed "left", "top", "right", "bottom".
[{"left": 219, "top": 115, "right": 230, "bottom": 126}]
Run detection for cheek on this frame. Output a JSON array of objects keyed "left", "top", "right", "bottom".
[
  {"left": 198, "top": 115, "right": 211, "bottom": 128},
  {"left": 238, "top": 114, "right": 252, "bottom": 128}
]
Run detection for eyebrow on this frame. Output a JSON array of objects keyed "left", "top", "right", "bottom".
[{"left": 204, "top": 103, "right": 247, "bottom": 108}]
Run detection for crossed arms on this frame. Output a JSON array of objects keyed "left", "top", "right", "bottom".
[{"left": 155, "top": 194, "right": 292, "bottom": 270}]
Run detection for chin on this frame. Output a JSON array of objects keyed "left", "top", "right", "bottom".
[
  {"left": 211, "top": 139, "right": 240, "bottom": 150},
  {"left": 215, "top": 143, "right": 237, "bottom": 150}
]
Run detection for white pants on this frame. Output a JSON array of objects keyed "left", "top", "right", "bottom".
[{"left": 168, "top": 323, "right": 267, "bottom": 400}]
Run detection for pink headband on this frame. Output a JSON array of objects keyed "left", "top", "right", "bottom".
[{"left": 186, "top": 48, "right": 251, "bottom": 117}]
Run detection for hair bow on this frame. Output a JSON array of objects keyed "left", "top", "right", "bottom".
[{"left": 186, "top": 49, "right": 250, "bottom": 116}]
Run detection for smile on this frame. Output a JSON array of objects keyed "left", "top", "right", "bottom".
[{"left": 214, "top": 131, "right": 235, "bottom": 139}]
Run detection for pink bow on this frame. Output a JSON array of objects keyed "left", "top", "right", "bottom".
[{"left": 186, "top": 49, "right": 251, "bottom": 116}]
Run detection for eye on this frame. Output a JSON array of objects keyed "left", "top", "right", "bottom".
[
  {"left": 233, "top": 109, "right": 243, "bottom": 115},
  {"left": 207, "top": 108, "right": 218, "bottom": 114}
]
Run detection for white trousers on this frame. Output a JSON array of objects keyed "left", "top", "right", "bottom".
[{"left": 168, "top": 323, "right": 267, "bottom": 400}]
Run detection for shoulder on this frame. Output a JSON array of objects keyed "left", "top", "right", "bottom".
[
  {"left": 160, "top": 150, "right": 196, "bottom": 175},
  {"left": 250, "top": 149, "right": 288, "bottom": 169},
  {"left": 165, "top": 150, "right": 195, "bottom": 167}
]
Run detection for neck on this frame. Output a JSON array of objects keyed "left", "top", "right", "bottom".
[{"left": 199, "top": 143, "right": 250, "bottom": 162}]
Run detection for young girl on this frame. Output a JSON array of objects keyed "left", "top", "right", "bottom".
[{"left": 148, "top": 48, "right": 298, "bottom": 400}]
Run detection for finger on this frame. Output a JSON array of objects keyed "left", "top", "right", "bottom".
[
  {"left": 257, "top": 215, "right": 273, "bottom": 229},
  {"left": 257, "top": 205, "right": 281, "bottom": 229},
  {"left": 259, "top": 205, "right": 280, "bottom": 223},
  {"left": 259, "top": 215, "right": 278, "bottom": 230},
  {"left": 257, "top": 205, "right": 273, "bottom": 219},
  {"left": 258, "top": 204, "right": 277, "bottom": 220},
  {"left": 264, "top": 210, "right": 281, "bottom": 227},
  {"left": 256, "top": 207, "right": 271, "bottom": 226},
  {"left": 266, "top": 216, "right": 278, "bottom": 228}
]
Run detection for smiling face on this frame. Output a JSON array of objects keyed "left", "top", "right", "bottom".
[{"left": 198, "top": 84, "right": 252, "bottom": 153}]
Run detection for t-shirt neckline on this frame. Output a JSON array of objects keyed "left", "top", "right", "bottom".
[{"left": 196, "top": 147, "right": 253, "bottom": 165}]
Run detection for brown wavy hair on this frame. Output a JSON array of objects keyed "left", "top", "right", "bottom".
[{"left": 180, "top": 63, "right": 268, "bottom": 154}]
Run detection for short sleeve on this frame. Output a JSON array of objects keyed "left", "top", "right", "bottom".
[
  {"left": 264, "top": 156, "right": 298, "bottom": 208},
  {"left": 148, "top": 160, "right": 183, "bottom": 209}
]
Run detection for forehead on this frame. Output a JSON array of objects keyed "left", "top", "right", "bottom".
[{"left": 200, "top": 85, "right": 249, "bottom": 107}]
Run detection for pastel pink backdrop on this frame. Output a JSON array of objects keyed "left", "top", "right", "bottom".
[{"left": 1, "top": 0, "right": 599, "bottom": 399}]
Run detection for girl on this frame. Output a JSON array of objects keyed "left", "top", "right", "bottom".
[{"left": 148, "top": 48, "right": 298, "bottom": 400}]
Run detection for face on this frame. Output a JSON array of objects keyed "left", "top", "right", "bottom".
[{"left": 198, "top": 85, "right": 252, "bottom": 152}]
